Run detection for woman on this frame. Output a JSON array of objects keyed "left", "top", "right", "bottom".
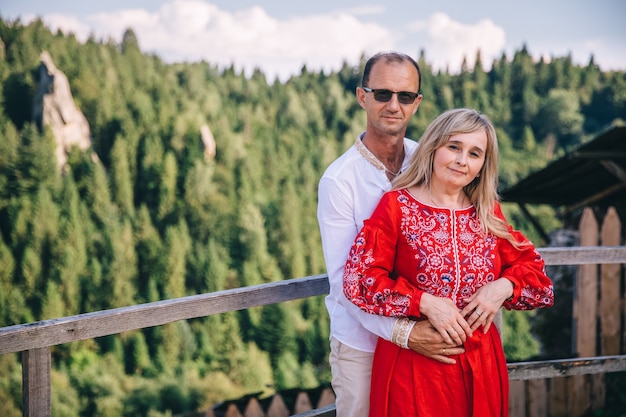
[{"left": 342, "top": 108, "right": 554, "bottom": 417}]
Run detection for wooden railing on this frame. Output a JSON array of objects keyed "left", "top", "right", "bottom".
[{"left": 1, "top": 246, "right": 626, "bottom": 417}]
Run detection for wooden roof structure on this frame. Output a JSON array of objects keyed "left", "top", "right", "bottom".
[{"left": 500, "top": 125, "right": 626, "bottom": 240}]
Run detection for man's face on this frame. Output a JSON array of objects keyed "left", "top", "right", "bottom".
[{"left": 357, "top": 61, "right": 422, "bottom": 137}]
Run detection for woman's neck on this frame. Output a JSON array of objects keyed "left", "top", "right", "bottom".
[{"left": 421, "top": 184, "right": 469, "bottom": 209}]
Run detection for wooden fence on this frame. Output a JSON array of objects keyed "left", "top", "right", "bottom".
[
  {"left": 1, "top": 209, "right": 625, "bottom": 416},
  {"left": 508, "top": 206, "right": 626, "bottom": 417}
]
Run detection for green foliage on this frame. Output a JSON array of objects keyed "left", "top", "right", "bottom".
[
  {"left": 0, "top": 17, "right": 624, "bottom": 416},
  {"left": 501, "top": 309, "right": 540, "bottom": 361},
  {"left": 0, "top": 354, "right": 21, "bottom": 417}
]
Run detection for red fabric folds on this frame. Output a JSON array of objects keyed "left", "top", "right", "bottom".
[{"left": 370, "top": 326, "right": 509, "bottom": 417}]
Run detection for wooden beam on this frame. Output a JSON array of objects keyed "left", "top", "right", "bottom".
[
  {"left": 537, "top": 246, "right": 626, "bottom": 265},
  {"left": 3, "top": 246, "right": 626, "bottom": 356},
  {"left": 507, "top": 355, "right": 626, "bottom": 381},
  {"left": 0, "top": 275, "right": 329, "bottom": 355},
  {"left": 22, "top": 348, "right": 51, "bottom": 417},
  {"left": 599, "top": 160, "right": 626, "bottom": 183},
  {"left": 565, "top": 181, "right": 626, "bottom": 213}
]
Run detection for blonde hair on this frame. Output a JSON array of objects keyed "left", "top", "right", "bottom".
[{"left": 393, "top": 108, "right": 526, "bottom": 247}]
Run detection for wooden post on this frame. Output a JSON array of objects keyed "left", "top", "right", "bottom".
[
  {"left": 22, "top": 347, "right": 51, "bottom": 417},
  {"left": 527, "top": 379, "right": 547, "bottom": 417},
  {"left": 549, "top": 378, "right": 567, "bottom": 416},
  {"left": 509, "top": 380, "right": 526, "bottom": 417},
  {"left": 267, "top": 394, "right": 289, "bottom": 417},
  {"left": 225, "top": 403, "right": 244, "bottom": 417},
  {"left": 243, "top": 398, "right": 264, "bottom": 417},
  {"left": 592, "top": 207, "right": 622, "bottom": 410},
  {"left": 316, "top": 389, "right": 335, "bottom": 408},
  {"left": 569, "top": 208, "right": 599, "bottom": 416},
  {"left": 600, "top": 207, "right": 622, "bottom": 355},
  {"left": 293, "top": 392, "right": 313, "bottom": 414}
]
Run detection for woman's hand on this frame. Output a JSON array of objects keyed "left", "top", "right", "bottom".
[
  {"left": 419, "top": 293, "right": 472, "bottom": 345},
  {"left": 461, "top": 278, "right": 514, "bottom": 333}
]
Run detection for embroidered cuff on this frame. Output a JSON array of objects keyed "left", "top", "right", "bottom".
[{"left": 391, "top": 318, "right": 416, "bottom": 349}]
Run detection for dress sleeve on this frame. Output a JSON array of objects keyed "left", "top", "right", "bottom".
[
  {"left": 343, "top": 192, "right": 423, "bottom": 318},
  {"left": 494, "top": 203, "right": 555, "bottom": 310}
]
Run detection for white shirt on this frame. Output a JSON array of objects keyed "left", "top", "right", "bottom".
[{"left": 317, "top": 134, "right": 418, "bottom": 352}]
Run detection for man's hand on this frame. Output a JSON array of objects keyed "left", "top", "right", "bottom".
[{"left": 407, "top": 320, "right": 464, "bottom": 364}]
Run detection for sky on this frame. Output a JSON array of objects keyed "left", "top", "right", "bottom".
[{"left": 1, "top": 0, "right": 625, "bottom": 82}]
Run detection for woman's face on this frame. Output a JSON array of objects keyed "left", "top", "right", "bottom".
[{"left": 432, "top": 130, "right": 487, "bottom": 190}]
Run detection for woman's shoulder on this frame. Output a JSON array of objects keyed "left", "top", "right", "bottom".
[{"left": 382, "top": 188, "right": 411, "bottom": 202}]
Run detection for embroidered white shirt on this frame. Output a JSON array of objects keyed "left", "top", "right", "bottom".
[{"left": 317, "top": 134, "right": 418, "bottom": 352}]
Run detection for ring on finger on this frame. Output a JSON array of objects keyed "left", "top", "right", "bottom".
[
  {"left": 442, "top": 348, "right": 446, "bottom": 354},
  {"left": 474, "top": 310, "right": 482, "bottom": 317}
]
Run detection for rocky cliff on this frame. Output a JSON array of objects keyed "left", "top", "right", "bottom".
[{"left": 32, "top": 51, "right": 92, "bottom": 170}]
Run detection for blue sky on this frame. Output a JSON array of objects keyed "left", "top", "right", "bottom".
[{"left": 1, "top": 0, "right": 624, "bottom": 81}]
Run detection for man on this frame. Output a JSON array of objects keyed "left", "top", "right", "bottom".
[{"left": 317, "top": 52, "right": 465, "bottom": 417}]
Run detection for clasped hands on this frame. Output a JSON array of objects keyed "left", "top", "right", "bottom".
[{"left": 406, "top": 279, "right": 514, "bottom": 364}]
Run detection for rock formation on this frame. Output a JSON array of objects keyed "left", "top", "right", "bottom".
[
  {"left": 32, "top": 51, "right": 92, "bottom": 170},
  {"left": 200, "top": 124, "right": 216, "bottom": 160}
]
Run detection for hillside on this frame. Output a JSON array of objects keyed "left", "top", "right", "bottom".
[{"left": 0, "top": 17, "right": 624, "bottom": 416}]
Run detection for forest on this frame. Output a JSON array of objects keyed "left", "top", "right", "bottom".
[{"left": 0, "top": 16, "right": 625, "bottom": 417}]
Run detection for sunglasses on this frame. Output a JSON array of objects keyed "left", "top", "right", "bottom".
[{"left": 362, "top": 87, "right": 420, "bottom": 105}]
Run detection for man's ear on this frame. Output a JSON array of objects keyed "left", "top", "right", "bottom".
[
  {"left": 356, "top": 87, "right": 367, "bottom": 109},
  {"left": 412, "top": 94, "right": 423, "bottom": 115}
]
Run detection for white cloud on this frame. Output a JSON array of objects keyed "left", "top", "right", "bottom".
[
  {"left": 35, "top": 13, "right": 94, "bottom": 41},
  {"left": 340, "top": 5, "right": 386, "bottom": 16},
  {"left": 24, "top": 2, "right": 526, "bottom": 80},
  {"left": 407, "top": 12, "right": 506, "bottom": 72},
  {"left": 33, "top": 0, "right": 395, "bottom": 81}
]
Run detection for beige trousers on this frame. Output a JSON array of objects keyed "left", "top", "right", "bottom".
[{"left": 329, "top": 337, "right": 374, "bottom": 417}]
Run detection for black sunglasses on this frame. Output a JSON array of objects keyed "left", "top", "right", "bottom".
[{"left": 362, "top": 87, "right": 420, "bottom": 105}]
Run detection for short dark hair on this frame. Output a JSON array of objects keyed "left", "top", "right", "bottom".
[{"left": 362, "top": 52, "right": 422, "bottom": 94}]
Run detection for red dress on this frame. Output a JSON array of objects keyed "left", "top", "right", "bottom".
[{"left": 343, "top": 189, "right": 554, "bottom": 417}]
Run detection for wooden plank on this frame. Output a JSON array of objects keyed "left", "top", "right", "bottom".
[
  {"left": 293, "top": 392, "right": 313, "bottom": 414},
  {"left": 572, "top": 213, "right": 596, "bottom": 417},
  {"left": 537, "top": 246, "right": 626, "bottom": 265},
  {"left": 225, "top": 403, "right": 244, "bottom": 417},
  {"left": 267, "top": 394, "right": 289, "bottom": 417},
  {"left": 549, "top": 377, "right": 567, "bottom": 417},
  {"left": 594, "top": 208, "right": 621, "bottom": 413},
  {"left": 591, "top": 374, "right": 605, "bottom": 411},
  {"left": 575, "top": 208, "right": 598, "bottom": 358},
  {"left": 506, "top": 355, "right": 626, "bottom": 380},
  {"left": 600, "top": 208, "right": 621, "bottom": 355},
  {"left": 508, "top": 380, "right": 526, "bottom": 417},
  {"left": 243, "top": 398, "right": 264, "bottom": 417},
  {"left": 316, "top": 388, "right": 335, "bottom": 408},
  {"left": 527, "top": 378, "right": 547, "bottom": 417},
  {"left": 0, "top": 275, "right": 329, "bottom": 355},
  {"left": 22, "top": 348, "right": 51, "bottom": 417},
  {"left": 567, "top": 375, "right": 590, "bottom": 417}
]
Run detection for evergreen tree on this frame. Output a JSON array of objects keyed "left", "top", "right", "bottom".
[
  {"left": 509, "top": 46, "right": 540, "bottom": 141},
  {"left": 1, "top": 16, "right": 625, "bottom": 415},
  {"left": 534, "top": 89, "right": 584, "bottom": 150},
  {"left": 134, "top": 205, "right": 164, "bottom": 302},
  {"left": 163, "top": 220, "right": 191, "bottom": 299},
  {"left": 110, "top": 138, "right": 135, "bottom": 218},
  {"left": 0, "top": 233, "right": 16, "bottom": 326}
]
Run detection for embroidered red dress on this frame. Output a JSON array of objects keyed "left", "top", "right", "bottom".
[{"left": 343, "top": 189, "right": 554, "bottom": 417}]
